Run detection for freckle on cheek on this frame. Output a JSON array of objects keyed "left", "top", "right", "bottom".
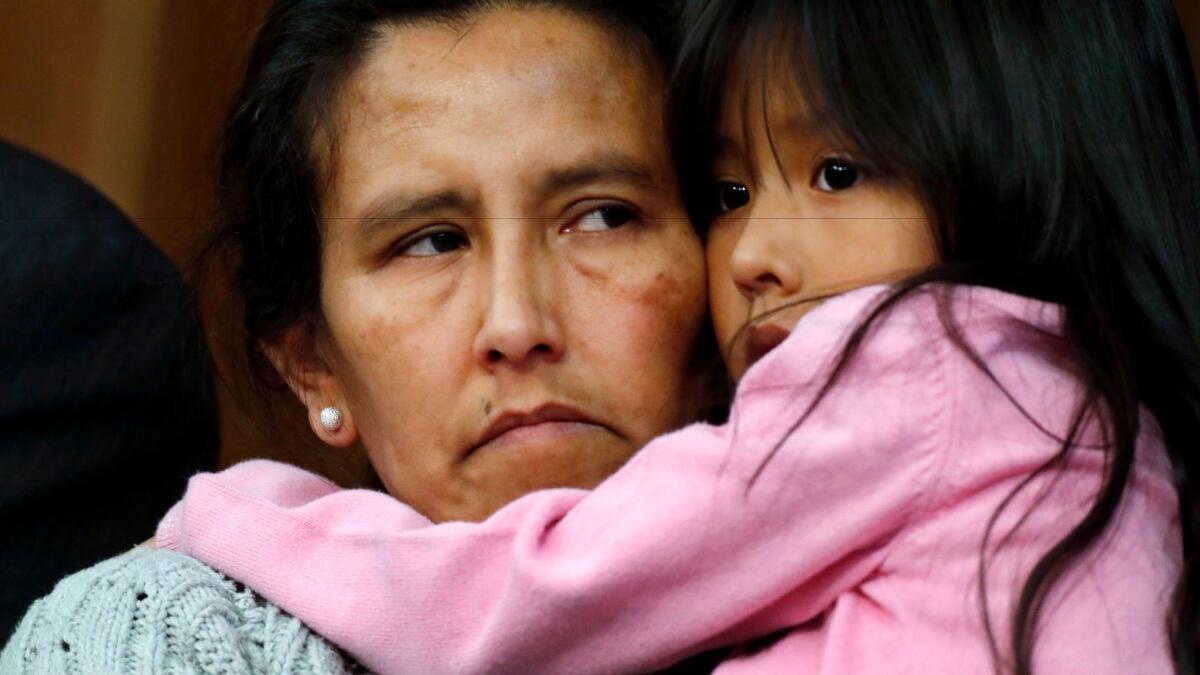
[
  {"left": 642, "top": 268, "right": 690, "bottom": 310},
  {"left": 574, "top": 249, "right": 702, "bottom": 317}
]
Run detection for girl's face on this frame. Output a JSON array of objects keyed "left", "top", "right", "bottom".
[{"left": 707, "top": 75, "right": 939, "bottom": 380}]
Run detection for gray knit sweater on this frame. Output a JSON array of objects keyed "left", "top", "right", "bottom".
[{"left": 0, "top": 546, "right": 367, "bottom": 674}]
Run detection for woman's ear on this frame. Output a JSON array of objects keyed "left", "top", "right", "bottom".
[{"left": 261, "top": 321, "right": 359, "bottom": 448}]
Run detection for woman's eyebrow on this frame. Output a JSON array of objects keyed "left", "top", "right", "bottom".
[
  {"left": 349, "top": 190, "right": 477, "bottom": 233},
  {"left": 533, "top": 153, "right": 662, "bottom": 200},
  {"left": 345, "top": 153, "right": 659, "bottom": 236}
]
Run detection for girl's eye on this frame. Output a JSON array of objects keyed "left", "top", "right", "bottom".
[
  {"left": 716, "top": 181, "right": 751, "bottom": 213},
  {"left": 573, "top": 205, "right": 637, "bottom": 232},
  {"left": 396, "top": 228, "right": 467, "bottom": 257},
  {"left": 814, "top": 160, "right": 861, "bottom": 192}
]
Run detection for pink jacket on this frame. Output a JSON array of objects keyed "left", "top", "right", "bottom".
[{"left": 157, "top": 285, "right": 1181, "bottom": 674}]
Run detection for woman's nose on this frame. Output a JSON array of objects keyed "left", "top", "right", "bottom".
[
  {"left": 473, "top": 254, "right": 564, "bottom": 371},
  {"left": 728, "top": 205, "right": 804, "bottom": 301}
]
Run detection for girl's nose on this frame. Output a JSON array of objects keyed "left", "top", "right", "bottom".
[{"left": 729, "top": 215, "right": 804, "bottom": 301}]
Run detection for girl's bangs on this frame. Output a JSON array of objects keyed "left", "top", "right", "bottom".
[{"left": 667, "top": 0, "right": 876, "bottom": 228}]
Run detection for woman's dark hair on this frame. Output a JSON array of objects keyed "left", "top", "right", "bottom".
[
  {"left": 670, "top": 0, "right": 1200, "bottom": 672},
  {"left": 208, "top": 0, "right": 680, "bottom": 389}
]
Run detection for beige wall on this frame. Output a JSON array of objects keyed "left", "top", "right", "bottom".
[
  {"left": 1, "top": 1, "right": 1199, "bottom": 472},
  {"left": 0, "top": 0, "right": 285, "bottom": 472},
  {"left": 0, "top": 0, "right": 273, "bottom": 263}
]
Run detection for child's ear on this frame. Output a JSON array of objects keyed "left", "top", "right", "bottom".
[{"left": 261, "top": 321, "right": 359, "bottom": 448}]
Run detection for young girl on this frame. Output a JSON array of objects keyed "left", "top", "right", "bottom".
[{"left": 155, "top": 0, "right": 1199, "bottom": 672}]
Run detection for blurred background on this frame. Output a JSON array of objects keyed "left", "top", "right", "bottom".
[
  {"left": 0, "top": 0, "right": 319, "bottom": 477},
  {"left": 1, "top": 0, "right": 1198, "bottom": 472}
]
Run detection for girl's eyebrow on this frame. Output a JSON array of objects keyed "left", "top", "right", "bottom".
[
  {"left": 780, "top": 112, "right": 822, "bottom": 137},
  {"left": 713, "top": 134, "right": 742, "bottom": 156},
  {"left": 714, "top": 112, "right": 825, "bottom": 154},
  {"left": 765, "top": 100, "right": 834, "bottom": 141}
]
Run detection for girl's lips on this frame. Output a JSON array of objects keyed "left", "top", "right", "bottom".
[{"left": 745, "top": 323, "right": 792, "bottom": 367}]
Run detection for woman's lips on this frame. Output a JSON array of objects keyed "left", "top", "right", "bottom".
[
  {"left": 745, "top": 323, "right": 792, "bottom": 367},
  {"left": 469, "top": 404, "right": 609, "bottom": 456},
  {"left": 479, "top": 420, "right": 603, "bottom": 452}
]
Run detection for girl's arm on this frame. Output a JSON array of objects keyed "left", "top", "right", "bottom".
[{"left": 157, "top": 291, "right": 951, "bottom": 674}]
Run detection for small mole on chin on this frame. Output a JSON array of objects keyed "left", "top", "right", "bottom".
[{"left": 483, "top": 399, "right": 493, "bottom": 415}]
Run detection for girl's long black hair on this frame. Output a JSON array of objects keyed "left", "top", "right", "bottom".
[{"left": 669, "top": 0, "right": 1200, "bottom": 672}]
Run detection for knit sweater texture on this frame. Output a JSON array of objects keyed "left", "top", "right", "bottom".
[{"left": 0, "top": 546, "right": 364, "bottom": 674}]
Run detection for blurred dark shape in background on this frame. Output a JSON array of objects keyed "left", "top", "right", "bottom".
[
  {"left": 0, "top": 140, "right": 218, "bottom": 639},
  {"left": 0, "top": 1, "right": 377, "bottom": 488}
]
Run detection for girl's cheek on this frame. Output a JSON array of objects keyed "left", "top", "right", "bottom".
[{"left": 705, "top": 225, "right": 744, "bottom": 349}]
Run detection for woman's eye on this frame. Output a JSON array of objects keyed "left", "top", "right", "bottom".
[
  {"left": 573, "top": 205, "right": 637, "bottom": 232},
  {"left": 396, "top": 228, "right": 467, "bottom": 257},
  {"left": 716, "top": 181, "right": 750, "bottom": 213},
  {"left": 814, "top": 160, "right": 861, "bottom": 192}
]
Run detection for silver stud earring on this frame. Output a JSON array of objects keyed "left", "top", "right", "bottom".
[{"left": 319, "top": 406, "right": 343, "bottom": 432}]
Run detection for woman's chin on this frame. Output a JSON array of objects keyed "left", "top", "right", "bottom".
[{"left": 433, "top": 427, "right": 634, "bottom": 522}]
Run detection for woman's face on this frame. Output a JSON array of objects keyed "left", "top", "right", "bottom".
[
  {"left": 290, "top": 8, "right": 707, "bottom": 522},
  {"left": 706, "top": 73, "right": 938, "bottom": 380}
]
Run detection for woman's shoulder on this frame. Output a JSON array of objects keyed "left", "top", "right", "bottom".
[{"left": 1, "top": 545, "right": 366, "bottom": 674}]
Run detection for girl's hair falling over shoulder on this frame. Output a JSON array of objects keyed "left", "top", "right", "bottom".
[{"left": 669, "top": 0, "right": 1200, "bottom": 672}]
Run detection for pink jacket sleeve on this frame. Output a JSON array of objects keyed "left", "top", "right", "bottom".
[{"left": 157, "top": 290, "right": 950, "bottom": 674}]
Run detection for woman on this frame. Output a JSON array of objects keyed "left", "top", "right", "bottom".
[{"left": 1, "top": 1, "right": 719, "bottom": 672}]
